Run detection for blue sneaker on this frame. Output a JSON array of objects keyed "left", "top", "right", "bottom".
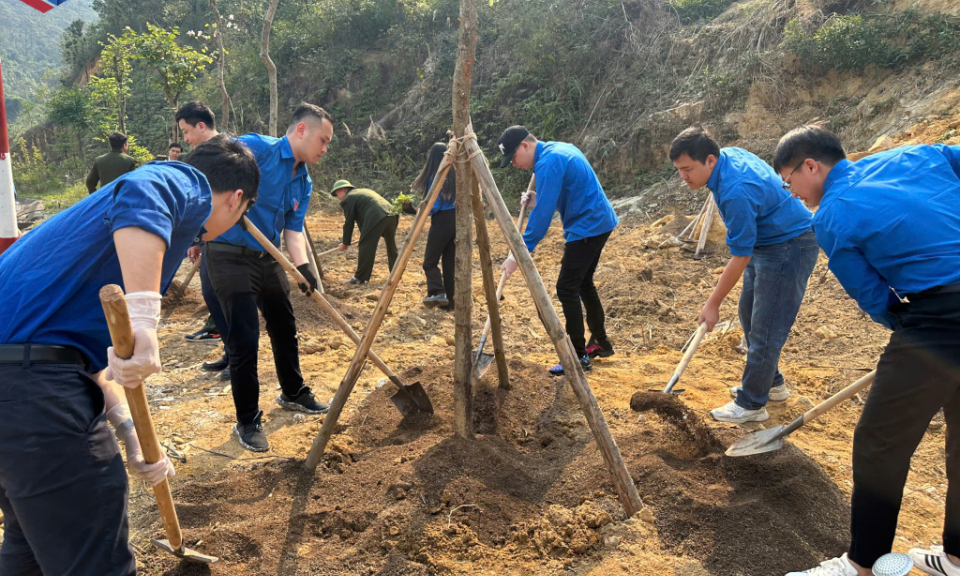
[{"left": 548, "top": 355, "right": 592, "bottom": 376}]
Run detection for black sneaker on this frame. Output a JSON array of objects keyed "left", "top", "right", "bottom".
[
  {"left": 346, "top": 277, "right": 366, "bottom": 285},
  {"left": 422, "top": 292, "right": 449, "bottom": 308},
  {"left": 184, "top": 328, "right": 220, "bottom": 343},
  {"left": 277, "top": 389, "right": 329, "bottom": 414},
  {"left": 202, "top": 354, "right": 229, "bottom": 371},
  {"left": 233, "top": 413, "right": 268, "bottom": 452},
  {"left": 585, "top": 338, "right": 615, "bottom": 359},
  {"left": 219, "top": 366, "right": 231, "bottom": 382},
  {"left": 548, "top": 355, "right": 592, "bottom": 376}
]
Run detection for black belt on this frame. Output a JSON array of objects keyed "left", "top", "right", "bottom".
[
  {"left": 206, "top": 241, "right": 269, "bottom": 259},
  {"left": 0, "top": 345, "right": 87, "bottom": 368},
  {"left": 905, "top": 283, "right": 960, "bottom": 302}
]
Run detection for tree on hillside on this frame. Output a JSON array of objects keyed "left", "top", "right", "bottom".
[
  {"left": 98, "top": 29, "right": 136, "bottom": 133},
  {"left": 209, "top": 0, "right": 233, "bottom": 132},
  {"left": 260, "top": 0, "right": 280, "bottom": 136},
  {"left": 132, "top": 23, "right": 213, "bottom": 141},
  {"left": 47, "top": 86, "right": 92, "bottom": 161}
]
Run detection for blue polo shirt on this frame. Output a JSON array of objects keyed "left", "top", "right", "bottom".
[
  {"left": 707, "top": 148, "right": 812, "bottom": 257},
  {"left": 215, "top": 134, "right": 312, "bottom": 250},
  {"left": 523, "top": 141, "right": 619, "bottom": 253},
  {"left": 0, "top": 162, "right": 212, "bottom": 372},
  {"left": 814, "top": 145, "right": 960, "bottom": 329}
]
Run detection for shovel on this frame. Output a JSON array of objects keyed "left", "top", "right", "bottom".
[
  {"left": 726, "top": 370, "right": 876, "bottom": 457},
  {"left": 100, "top": 285, "right": 218, "bottom": 564},
  {"left": 474, "top": 180, "right": 534, "bottom": 378},
  {"left": 241, "top": 217, "right": 432, "bottom": 417},
  {"left": 653, "top": 323, "right": 707, "bottom": 395}
]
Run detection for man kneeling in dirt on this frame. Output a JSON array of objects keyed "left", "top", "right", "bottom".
[
  {"left": 332, "top": 180, "right": 399, "bottom": 285},
  {"left": 775, "top": 125, "right": 960, "bottom": 576},
  {"left": 0, "top": 137, "right": 258, "bottom": 575},
  {"left": 671, "top": 126, "right": 817, "bottom": 424},
  {"left": 497, "top": 125, "right": 619, "bottom": 376}
]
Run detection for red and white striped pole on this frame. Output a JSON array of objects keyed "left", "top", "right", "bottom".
[{"left": 0, "top": 58, "right": 20, "bottom": 256}]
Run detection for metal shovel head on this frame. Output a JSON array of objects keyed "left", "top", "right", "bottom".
[
  {"left": 724, "top": 425, "right": 787, "bottom": 457},
  {"left": 648, "top": 387, "right": 685, "bottom": 395},
  {"left": 390, "top": 381, "right": 434, "bottom": 417},
  {"left": 475, "top": 352, "right": 495, "bottom": 378},
  {"left": 150, "top": 539, "right": 219, "bottom": 563}
]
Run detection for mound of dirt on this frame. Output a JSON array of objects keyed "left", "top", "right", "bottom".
[{"left": 136, "top": 359, "right": 849, "bottom": 576}]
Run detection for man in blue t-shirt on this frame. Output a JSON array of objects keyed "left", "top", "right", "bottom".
[
  {"left": 0, "top": 137, "right": 258, "bottom": 576},
  {"left": 497, "top": 125, "right": 619, "bottom": 376},
  {"left": 671, "top": 127, "right": 817, "bottom": 424},
  {"left": 205, "top": 103, "right": 334, "bottom": 453},
  {"left": 774, "top": 125, "right": 960, "bottom": 576}
]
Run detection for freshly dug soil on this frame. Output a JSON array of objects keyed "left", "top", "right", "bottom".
[{"left": 136, "top": 360, "right": 848, "bottom": 576}]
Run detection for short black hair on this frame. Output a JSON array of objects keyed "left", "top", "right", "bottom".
[
  {"left": 288, "top": 103, "right": 334, "bottom": 131},
  {"left": 175, "top": 101, "right": 216, "bottom": 130},
  {"left": 169, "top": 142, "right": 183, "bottom": 151},
  {"left": 669, "top": 126, "right": 721, "bottom": 164},
  {"left": 182, "top": 135, "right": 260, "bottom": 205},
  {"left": 108, "top": 132, "right": 128, "bottom": 150},
  {"left": 773, "top": 125, "right": 847, "bottom": 173}
]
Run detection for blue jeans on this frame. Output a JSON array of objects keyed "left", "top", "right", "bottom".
[{"left": 735, "top": 230, "right": 818, "bottom": 410}]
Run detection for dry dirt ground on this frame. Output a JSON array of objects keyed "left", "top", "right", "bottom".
[
  {"left": 116, "top": 196, "right": 946, "bottom": 576},
  {"left": 3, "top": 128, "right": 953, "bottom": 576}
]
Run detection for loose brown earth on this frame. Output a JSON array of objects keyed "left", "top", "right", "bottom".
[{"left": 7, "top": 123, "right": 953, "bottom": 575}]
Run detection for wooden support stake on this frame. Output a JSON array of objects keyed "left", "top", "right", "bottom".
[
  {"left": 305, "top": 138, "right": 460, "bottom": 470},
  {"left": 471, "top": 170, "right": 509, "bottom": 389},
  {"left": 695, "top": 195, "right": 716, "bottom": 258},
  {"left": 678, "top": 195, "right": 709, "bottom": 242},
  {"left": 463, "top": 131, "right": 644, "bottom": 517},
  {"left": 302, "top": 224, "right": 325, "bottom": 294}
]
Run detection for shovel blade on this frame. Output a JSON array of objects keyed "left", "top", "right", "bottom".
[
  {"left": 647, "top": 388, "right": 685, "bottom": 395},
  {"left": 724, "top": 425, "right": 787, "bottom": 457},
  {"left": 475, "top": 352, "right": 495, "bottom": 378},
  {"left": 150, "top": 539, "right": 219, "bottom": 564},
  {"left": 390, "top": 381, "right": 434, "bottom": 417}
]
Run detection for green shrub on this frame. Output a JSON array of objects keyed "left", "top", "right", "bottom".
[
  {"left": 668, "top": 0, "right": 734, "bottom": 23},
  {"left": 813, "top": 15, "right": 904, "bottom": 71}
]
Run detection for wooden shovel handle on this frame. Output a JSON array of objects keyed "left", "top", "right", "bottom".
[
  {"left": 179, "top": 257, "right": 202, "bottom": 295},
  {"left": 802, "top": 370, "right": 876, "bottom": 425},
  {"left": 241, "top": 217, "right": 401, "bottom": 384},
  {"left": 664, "top": 323, "right": 707, "bottom": 392},
  {"left": 99, "top": 285, "right": 183, "bottom": 550}
]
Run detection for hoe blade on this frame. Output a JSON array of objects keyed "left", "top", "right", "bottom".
[{"left": 150, "top": 539, "right": 219, "bottom": 564}]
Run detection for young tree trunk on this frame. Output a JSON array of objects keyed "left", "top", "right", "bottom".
[
  {"left": 210, "top": 0, "right": 232, "bottom": 132},
  {"left": 451, "top": 0, "right": 479, "bottom": 439},
  {"left": 260, "top": 0, "right": 280, "bottom": 137}
]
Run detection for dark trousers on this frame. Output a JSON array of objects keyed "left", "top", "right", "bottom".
[
  {"left": 0, "top": 364, "right": 135, "bottom": 576},
  {"left": 555, "top": 231, "right": 611, "bottom": 357},
  {"left": 200, "top": 244, "right": 230, "bottom": 357},
  {"left": 848, "top": 291, "right": 960, "bottom": 567},
  {"left": 423, "top": 209, "right": 456, "bottom": 298},
  {"left": 355, "top": 215, "right": 399, "bottom": 282},
  {"left": 735, "top": 230, "right": 819, "bottom": 409},
  {"left": 206, "top": 246, "right": 308, "bottom": 425}
]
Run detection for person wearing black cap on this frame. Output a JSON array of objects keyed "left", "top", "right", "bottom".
[
  {"left": 497, "top": 125, "right": 619, "bottom": 376},
  {"left": 331, "top": 180, "right": 399, "bottom": 285}
]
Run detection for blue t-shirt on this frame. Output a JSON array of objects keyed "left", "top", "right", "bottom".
[
  {"left": 215, "top": 134, "right": 312, "bottom": 251},
  {"left": 706, "top": 148, "right": 812, "bottom": 257},
  {"left": 429, "top": 173, "right": 456, "bottom": 216},
  {"left": 523, "top": 141, "right": 619, "bottom": 253},
  {"left": 814, "top": 145, "right": 960, "bottom": 329},
  {"left": 0, "top": 162, "right": 212, "bottom": 372}
]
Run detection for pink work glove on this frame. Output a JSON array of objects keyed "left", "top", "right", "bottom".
[{"left": 106, "top": 292, "right": 162, "bottom": 389}]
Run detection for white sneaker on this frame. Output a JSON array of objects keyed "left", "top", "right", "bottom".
[
  {"left": 730, "top": 384, "right": 791, "bottom": 402},
  {"left": 710, "top": 400, "right": 769, "bottom": 423},
  {"left": 910, "top": 545, "right": 960, "bottom": 575},
  {"left": 786, "top": 553, "right": 858, "bottom": 576}
]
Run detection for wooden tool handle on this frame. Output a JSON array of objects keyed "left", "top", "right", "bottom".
[
  {"left": 179, "top": 257, "right": 202, "bottom": 295},
  {"left": 99, "top": 285, "right": 183, "bottom": 550},
  {"left": 316, "top": 246, "right": 342, "bottom": 258},
  {"left": 241, "top": 217, "right": 399, "bottom": 382},
  {"left": 479, "top": 195, "right": 532, "bottom": 342},
  {"left": 664, "top": 323, "right": 707, "bottom": 392},
  {"left": 803, "top": 370, "right": 876, "bottom": 424}
]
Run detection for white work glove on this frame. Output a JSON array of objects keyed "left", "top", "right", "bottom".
[
  {"left": 521, "top": 189, "right": 537, "bottom": 208},
  {"left": 106, "top": 291, "right": 162, "bottom": 389},
  {"left": 501, "top": 254, "right": 519, "bottom": 281},
  {"left": 106, "top": 404, "right": 175, "bottom": 486}
]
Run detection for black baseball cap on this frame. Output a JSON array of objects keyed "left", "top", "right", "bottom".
[{"left": 497, "top": 125, "right": 530, "bottom": 168}]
